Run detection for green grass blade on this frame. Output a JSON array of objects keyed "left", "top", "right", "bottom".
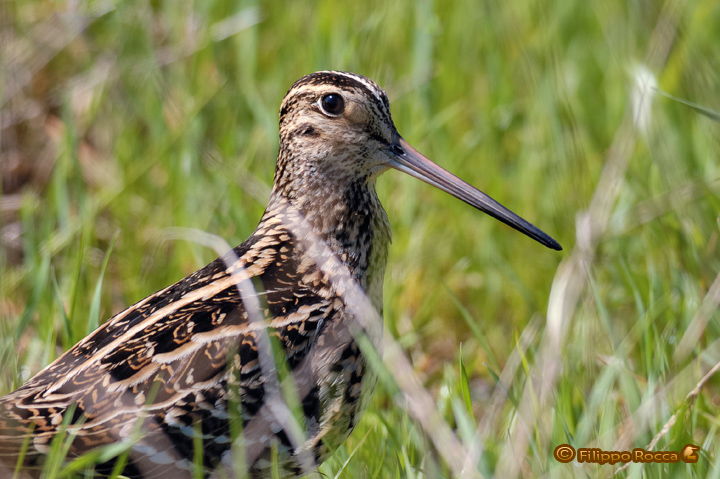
[
  {"left": 654, "top": 88, "right": 720, "bottom": 122},
  {"left": 458, "top": 344, "right": 474, "bottom": 425},
  {"left": 444, "top": 284, "right": 501, "bottom": 375},
  {"left": 87, "top": 232, "right": 119, "bottom": 335},
  {"left": 14, "top": 254, "right": 51, "bottom": 343}
]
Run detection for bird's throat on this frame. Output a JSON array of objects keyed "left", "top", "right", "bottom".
[{"left": 264, "top": 177, "right": 391, "bottom": 300}]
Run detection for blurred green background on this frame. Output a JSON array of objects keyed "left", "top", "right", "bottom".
[{"left": 1, "top": 0, "right": 719, "bottom": 477}]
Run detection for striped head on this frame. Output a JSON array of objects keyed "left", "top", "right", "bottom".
[
  {"left": 272, "top": 71, "right": 562, "bottom": 251},
  {"left": 274, "top": 71, "right": 397, "bottom": 192}
]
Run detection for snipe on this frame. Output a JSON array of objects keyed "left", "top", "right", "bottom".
[{"left": 0, "top": 71, "right": 561, "bottom": 478}]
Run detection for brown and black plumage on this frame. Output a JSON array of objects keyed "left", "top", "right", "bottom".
[{"left": 0, "top": 71, "right": 561, "bottom": 478}]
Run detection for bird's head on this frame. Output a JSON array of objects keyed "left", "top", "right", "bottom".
[
  {"left": 277, "top": 71, "right": 396, "bottom": 182},
  {"left": 274, "top": 71, "right": 561, "bottom": 251}
]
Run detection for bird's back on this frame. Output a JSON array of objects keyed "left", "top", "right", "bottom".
[{"left": 0, "top": 194, "right": 390, "bottom": 478}]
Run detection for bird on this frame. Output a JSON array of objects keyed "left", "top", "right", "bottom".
[{"left": 0, "top": 71, "right": 561, "bottom": 479}]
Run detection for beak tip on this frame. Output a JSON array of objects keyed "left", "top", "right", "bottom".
[
  {"left": 531, "top": 232, "right": 562, "bottom": 251},
  {"left": 532, "top": 230, "right": 562, "bottom": 251}
]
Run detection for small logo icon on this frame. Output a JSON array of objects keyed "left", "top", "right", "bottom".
[
  {"left": 554, "top": 444, "right": 576, "bottom": 463},
  {"left": 680, "top": 444, "right": 700, "bottom": 463}
]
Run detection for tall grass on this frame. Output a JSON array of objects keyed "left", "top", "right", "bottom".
[{"left": 1, "top": 0, "right": 719, "bottom": 477}]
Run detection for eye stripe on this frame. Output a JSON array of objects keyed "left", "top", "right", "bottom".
[
  {"left": 285, "top": 72, "right": 388, "bottom": 112},
  {"left": 280, "top": 71, "right": 394, "bottom": 131}
]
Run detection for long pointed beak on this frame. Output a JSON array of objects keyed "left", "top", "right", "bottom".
[{"left": 387, "top": 136, "right": 562, "bottom": 251}]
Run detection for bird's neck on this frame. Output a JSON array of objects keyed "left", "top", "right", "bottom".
[{"left": 260, "top": 175, "right": 391, "bottom": 302}]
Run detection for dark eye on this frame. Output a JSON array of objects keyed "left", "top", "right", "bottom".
[{"left": 319, "top": 94, "right": 345, "bottom": 116}]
